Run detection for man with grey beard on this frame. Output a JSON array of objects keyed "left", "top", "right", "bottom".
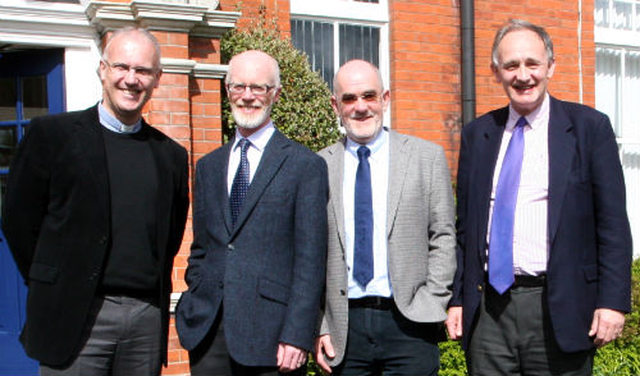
[{"left": 175, "top": 50, "right": 328, "bottom": 376}]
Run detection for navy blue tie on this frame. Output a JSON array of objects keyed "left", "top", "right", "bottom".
[
  {"left": 230, "top": 138, "right": 250, "bottom": 227},
  {"left": 354, "top": 146, "right": 373, "bottom": 287},
  {"left": 489, "top": 116, "right": 528, "bottom": 294}
]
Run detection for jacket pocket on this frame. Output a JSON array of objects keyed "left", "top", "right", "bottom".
[
  {"left": 29, "top": 262, "right": 59, "bottom": 283},
  {"left": 258, "top": 277, "right": 290, "bottom": 305}
]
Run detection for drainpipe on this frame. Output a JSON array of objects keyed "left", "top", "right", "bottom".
[{"left": 460, "top": 0, "right": 476, "bottom": 126}]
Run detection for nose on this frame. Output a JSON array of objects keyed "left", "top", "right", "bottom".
[
  {"left": 516, "top": 64, "right": 530, "bottom": 81},
  {"left": 240, "top": 86, "right": 257, "bottom": 101},
  {"left": 123, "top": 68, "right": 138, "bottom": 84},
  {"left": 353, "top": 97, "right": 369, "bottom": 112}
]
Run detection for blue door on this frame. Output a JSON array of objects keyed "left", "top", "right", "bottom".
[{"left": 0, "top": 49, "right": 65, "bottom": 376}]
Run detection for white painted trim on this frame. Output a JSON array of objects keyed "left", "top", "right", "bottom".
[
  {"left": 170, "top": 292, "right": 182, "bottom": 313},
  {"left": 290, "top": 0, "right": 389, "bottom": 23}
]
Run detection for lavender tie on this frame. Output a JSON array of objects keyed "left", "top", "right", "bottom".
[{"left": 489, "top": 116, "right": 527, "bottom": 294}]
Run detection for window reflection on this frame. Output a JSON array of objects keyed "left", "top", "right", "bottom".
[
  {"left": 23, "top": 76, "right": 48, "bottom": 120},
  {"left": 0, "top": 78, "right": 17, "bottom": 122}
]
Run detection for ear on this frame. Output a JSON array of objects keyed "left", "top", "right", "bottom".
[
  {"left": 547, "top": 59, "right": 556, "bottom": 79},
  {"left": 331, "top": 95, "right": 339, "bottom": 115},
  {"left": 381, "top": 89, "right": 390, "bottom": 112},
  {"left": 272, "top": 86, "right": 282, "bottom": 103},
  {"left": 153, "top": 69, "right": 163, "bottom": 89},
  {"left": 491, "top": 63, "right": 501, "bottom": 83},
  {"left": 98, "top": 60, "right": 108, "bottom": 82}
]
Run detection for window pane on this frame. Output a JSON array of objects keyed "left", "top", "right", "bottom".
[
  {"left": 613, "top": 0, "right": 633, "bottom": 29},
  {"left": 22, "top": 76, "right": 48, "bottom": 120},
  {"left": 595, "top": 47, "right": 622, "bottom": 136},
  {"left": 595, "top": 0, "right": 610, "bottom": 27},
  {"left": 0, "top": 127, "right": 17, "bottom": 169},
  {"left": 290, "top": 19, "right": 335, "bottom": 88},
  {"left": 0, "top": 78, "right": 17, "bottom": 122},
  {"left": 623, "top": 50, "right": 640, "bottom": 140},
  {"left": 339, "top": 24, "right": 380, "bottom": 68}
]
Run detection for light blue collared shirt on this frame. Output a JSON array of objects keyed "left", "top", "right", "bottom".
[
  {"left": 344, "top": 128, "right": 391, "bottom": 299},
  {"left": 98, "top": 103, "right": 142, "bottom": 134}
]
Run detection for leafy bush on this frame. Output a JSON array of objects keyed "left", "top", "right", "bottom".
[
  {"left": 220, "top": 20, "right": 341, "bottom": 151},
  {"left": 593, "top": 257, "right": 640, "bottom": 376}
]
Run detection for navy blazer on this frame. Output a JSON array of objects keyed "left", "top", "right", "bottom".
[
  {"left": 451, "top": 96, "right": 632, "bottom": 352},
  {"left": 1, "top": 105, "right": 189, "bottom": 366},
  {"left": 175, "top": 130, "right": 328, "bottom": 366}
]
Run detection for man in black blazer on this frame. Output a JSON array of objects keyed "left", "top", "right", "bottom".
[
  {"left": 175, "top": 50, "right": 328, "bottom": 376},
  {"left": 446, "top": 19, "right": 632, "bottom": 375},
  {"left": 2, "top": 27, "right": 189, "bottom": 376}
]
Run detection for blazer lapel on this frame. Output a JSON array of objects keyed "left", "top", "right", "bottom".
[
  {"left": 325, "top": 140, "right": 347, "bottom": 253},
  {"left": 230, "top": 130, "right": 289, "bottom": 236},
  {"left": 475, "top": 108, "right": 508, "bottom": 256},
  {"left": 217, "top": 142, "right": 234, "bottom": 234},
  {"left": 547, "top": 97, "right": 575, "bottom": 245},
  {"left": 74, "top": 106, "right": 110, "bottom": 221},
  {"left": 386, "top": 131, "right": 410, "bottom": 237}
]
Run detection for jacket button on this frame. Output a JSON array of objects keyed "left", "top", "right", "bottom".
[
  {"left": 227, "top": 244, "right": 235, "bottom": 250},
  {"left": 340, "top": 290, "right": 346, "bottom": 296},
  {"left": 477, "top": 284, "right": 483, "bottom": 292}
]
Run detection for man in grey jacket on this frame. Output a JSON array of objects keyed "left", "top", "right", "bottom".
[{"left": 314, "top": 59, "right": 456, "bottom": 376}]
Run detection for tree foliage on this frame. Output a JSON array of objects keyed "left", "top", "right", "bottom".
[{"left": 220, "top": 21, "right": 341, "bottom": 151}]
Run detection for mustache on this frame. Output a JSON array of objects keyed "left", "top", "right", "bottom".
[{"left": 349, "top": 111, "right": 375, "bottom": 120}]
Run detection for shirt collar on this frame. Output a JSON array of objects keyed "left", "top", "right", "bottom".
[
  {"left": 98, "top": 102, "right": 142, "bottom": 134},
  {"left": 346, "top": 127, "right": 388, "bottom": 160},
  {"left": 232, "top": 121, "right": 276, "bottom": 152},
  {"left": 507, "top": 93, "right": 549, "bottom": 131}
]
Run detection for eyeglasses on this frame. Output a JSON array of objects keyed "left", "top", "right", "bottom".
[
  {"left": 227, "top": 83, "right": 275, "bottom": 95},
  {"left": 340, "top": 91, "right": 381, "bottom": 105},
  {"left": 102, "top": 60, "right": 159, "bottom": 80}
]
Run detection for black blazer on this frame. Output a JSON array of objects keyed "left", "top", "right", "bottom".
[
  {"left": 1, "top": 105, "right": 189, "bottom": 366},
  {"left": 451, "top": 96, "right": 633, "bottom": 352},
  {"left": 175, "top": 130, "right": 328, "bottom": 366}
]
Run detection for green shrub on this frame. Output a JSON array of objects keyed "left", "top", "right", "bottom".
[
  {"left": 594, "top": 257, "right": 640, "bottom": 376},
  {"left": 220, "top": 21, "right": 341, "bottom": 151},
  {"left": 439, "top": 340, "right": 467, "bottom": 376}
]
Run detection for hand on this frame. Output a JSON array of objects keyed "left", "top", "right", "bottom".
[
  {"left": 589, "top": 308, "right": 625, "bottom": 348},
  {"left": 277, "top": 343, "right": 308, "bottom": 373},
  {"left": 445, "top": 306, "right": 463, "bottom": 341},
  {"left": 313, "top": 334, "right": 335, "bottom": 374}
]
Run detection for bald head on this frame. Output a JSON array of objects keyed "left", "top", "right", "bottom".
[
  {"left": 333, "top": 60, "right": 384, "bottom": 96},
  {"left": 226, "top": 50, "right": 281, "bottom": 88}
]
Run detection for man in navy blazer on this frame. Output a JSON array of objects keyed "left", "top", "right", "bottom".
[
  {"left": 446, "top": 19, "right": 632, "bottom": 375},
  {"left": 175, "top": 50, "right": 328, "bottom": 375}
]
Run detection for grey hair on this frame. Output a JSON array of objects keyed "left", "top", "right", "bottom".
[
  {"left": 101, "top": 27, "right": 162, "bottom": 69},
  {"left": 225, "top": 50, "right": 281, "bottom": 88},
  {"left": 491, "top": 19, "right": 554, "bottom": 67}
]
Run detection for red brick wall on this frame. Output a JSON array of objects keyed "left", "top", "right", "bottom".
[{"left": 388, "top": 0, "right": 462, "bottom": 174}]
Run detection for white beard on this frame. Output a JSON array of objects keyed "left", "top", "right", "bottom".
[{"left": 231, "top": 103, "right": 273, "bottom": 129}]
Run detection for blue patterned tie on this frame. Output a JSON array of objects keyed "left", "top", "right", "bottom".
[
  {"left": 489, "top": 116, "right": 527, "bottom": 294},
  {"left": 354, "top": 146, "right": 374, "bottom": 287},
  {"left": 230, "top": 138, "right": 250, "bottom": 227}
]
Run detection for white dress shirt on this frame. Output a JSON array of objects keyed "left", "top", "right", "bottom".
[
  {"left": 344, "top": 129, "right": 391, "bottom": 298},
  {"left": 487, "top": 94, "right": 550, "bottom": 276},
  {"left": 227, "top": 122, "right": 276, "bottom": 194}
]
